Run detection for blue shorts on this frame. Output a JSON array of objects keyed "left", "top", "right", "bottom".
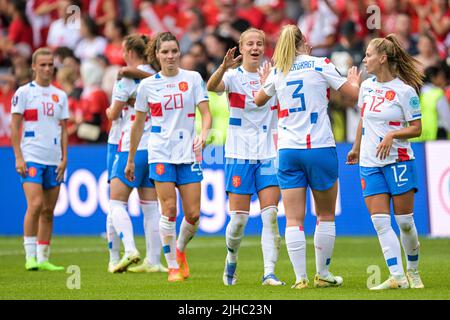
[
  {"left": 107, "top": 143, "right": 118, "bottom": 183},
  {"left": 111, "top": 150, "right": 154, "bottom": 189},
  {"left": 225, "top": 158, "right": 278, "bottom": 195},
  {"left": 360, "top": 160, "right": 418, "bottom": 198},
  {"left": 149, "top": 162, "right": 203, "bottom": 186},
  {"left": 277, "top": 147, "right": 338, "bottom": 191},
  {"left": 20, "top": 162, "right": 62, "bottom": 189}
]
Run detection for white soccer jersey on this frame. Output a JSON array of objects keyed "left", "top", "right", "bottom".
[
  {"left": 358, "top": 77, "right": 422, "bottom": 167},
  {"left": 222, "top": 66, "right": 278, "bottom": 160},
  {"left": 135, "top": 68, "right": 209, "bottom": 163},
  {"left": 11, "top": 81, "right": 69, "bottom": 166},
  {"left": 263, "top": 55, "right": 346, "bottom": 150},
  {"left": 110, "top": 64, "right": 155, "bottom": 150}
]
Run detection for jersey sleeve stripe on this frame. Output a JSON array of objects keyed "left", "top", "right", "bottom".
[
  {"left": 23, "top": 109, "right": 38, "bottom": 121},
  {"left": 388, "top": 121, "right": 401, "bottom": 126},
  {"left": 270, "top": 105, "right": 277, "bottom": 111},
  {"left": 187, "top": 113, "right": 195, "bottom": 118},
  {"left": 24, "top": 131, "right": 35, "bottom": 137},
  {"left": 278, "top": 109, "right": 289, "bottom": 118}
]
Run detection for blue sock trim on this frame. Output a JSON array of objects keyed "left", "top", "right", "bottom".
[
  {"left": 163, "top": 245, "right": 171, "bottom": 254},
  {"left": 119, "top": 232, "right": 124, "bottom": 240},
  {"left": 326, "top": 258, "right": 331, "bottom": 266},
  {"left": 407, "top": 254, "right": 419, "bottom": 262},
  {"left": 108, "top": 242, "right": 113, "bottom": 249},
  {"left": 386, "top": 257, "right": 398, "bottom": 267}
]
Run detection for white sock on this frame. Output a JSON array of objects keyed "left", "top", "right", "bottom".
[
  {"left": 141, "top": 200, "right": 161, "bottom": 265},
  {"left": 314, "top": 221, "right": 336, "bottom": 277},
  {"left": 395, "top": 213, "right": 420, "bottom": 270},
  {"left": 177, "top": 217, "right": 199, "bottom": 253},
  {"left": 225, "top": 212, "right": 249, "bottom": 264},
  {"left": 371, "top": 214, "right": 404, "bottom": 276},
  {"left": 24, "top": 236, "right": 37, "bottom": 260},
  {"left": 106, "top": 213, "right": 120, "bottom": 264},
  {"left": 36, "top": 241, "right": 50, "bottom": 264},
  {"left": 260, "top": 206, "right": 281, "bottom": 277},
  {"left": 159, "top": 215, "right": 178, "bottom": 269},
  {"left": 110, "top": 200, "right": 137, "bottom": 254},
  {"left": 285, "top": 226, "right": 307, "bottom": 282}
]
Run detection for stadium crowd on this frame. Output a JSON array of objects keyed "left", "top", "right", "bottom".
[{"left": 1, "top": 0, "right": 450, "bottom": 145}]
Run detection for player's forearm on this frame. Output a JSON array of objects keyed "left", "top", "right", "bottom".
[
  {"left": 127, "top": 118, "right": 145, "bottom": 162},
  {"left": 201, "top": 111, "right": 212, "bottom": 142},
  {"left": 206, "top": 65, "right": 226, "bottom": 92},
  {"left": 389, "top": 122, "right": 422, "bottom": 140},
  {"left": 10, "top": 115, "right": 23, "bottom": 160},
  {"left": 60, "top": 120, "right": 69, "bottom": 162},
  {"left": 120, "top": 67, "right": 152, "bottom": 79},
  {"left": 352, "top": 119, "right": 363, "bottom": 152}
]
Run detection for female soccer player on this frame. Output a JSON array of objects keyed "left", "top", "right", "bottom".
[
  {"left": 11, "top": 48, "right": 69, "bottom": 271},
  {"left": 105, "top": 34, "right": 167, "bottom": 274},
  {"left": 346, "top": 34, "right": 424, "bottom": 290},
  {"left": 207, "top": 28, "right": 284, "bottom": 286},
  {"left": 255, "top": 25, "right": 360, "bottom": 289},
  {"left": 125, "top": 32, "right": 212, "bottom": 282}
]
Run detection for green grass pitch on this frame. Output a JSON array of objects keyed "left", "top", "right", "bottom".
[{"left": 1, "top": 236, "right": 449, "bottom": 300}]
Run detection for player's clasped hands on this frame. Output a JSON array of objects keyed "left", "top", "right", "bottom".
[{"left": 124, "top": 161, "right": 135, "bottom": 182}]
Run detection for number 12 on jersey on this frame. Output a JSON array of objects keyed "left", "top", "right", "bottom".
[{"left": 286, "top": 80, "right": 306, "bottom": 112}]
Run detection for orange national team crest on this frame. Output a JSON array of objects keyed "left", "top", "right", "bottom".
[
  {"left": 178, "top": 81, "right": 188, "bottom": 92},
  {"left": 28, "top": 167, "right": 37, "bottom": 178},
  {"left": 232, "top": 176, "right": 241, "bottom": 188},
  {"left": 385, "top": 90, "right": 396, "bottom": 101},
  {"left": 156, "top": 163, "right": 165, "bottom": 175},
  {"left": 52, "top": 94, "right": 59, "bottom": 103},
  {"left": 361, "top": 178, "right": 366, "bottom": 190}
]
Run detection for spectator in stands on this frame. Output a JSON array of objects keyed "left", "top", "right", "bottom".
[
  {"left": 56, "top": 66, "right": 83, "bottom": 144},
  {"left": 0, "top": 0, "right": 34, "bottom": 59},
  {"left": 87, "top": 0, "right": 117, "bottom": 29},
  {"left": 415, "top": 0, "right": 450, "bottom": 58},
  {"left": 297, "top": 0, "right": 338, "bottom": 57},
  {"left": 62, "top": 54, "right": 82, "bottom": 87},
  {"left": 413, "top": 66, "right": 450, "bottom": 141},
  {"left": 78, "top": 58, "right": 109, "bottom": 142},
  {"left": 74, "top": 15, "right": 107, "bottom": 62},
  {"left": 203, "top": 32, "right": 229, "bottom": 75},
  {"left": 380, "top": 0, "right": 399, "bottom": 36},
  {"left": 179, "top": 8, "right": 207, "bottom": 55},
  {"left": 414, "top": 33, "right": 441, "bottom": 73},
  {"left": 27, "top": 0, "right": 59, "bottom": 49},
  {"left": 237, "top": 0, "right": 265, "bottom": 29},
  {"left": 215, "top": 0, "right": 251, "bottom": 44},
  {"left": 0, "top": 79, "right": 13, "bottom": 145},
  {"left": 137, "top": 0, "right": 185, "bottom": 38},
  {"left": 394, "top": 13, "right": 419, "bottom": 56},
  {"left": 104, "top": 19, "right": 127, "bottom": 66},
  {"left": 261, "top": 0, "right": 295, "bottom": 58},
  {"left": 189, "top": 41, "right": 210, "bottom": 79},
  {"left": 46, "top": 0, "right": 81, "bottom": 50},
  {"left": 331, "top": 20, "right": 365, "bottom": 76}
]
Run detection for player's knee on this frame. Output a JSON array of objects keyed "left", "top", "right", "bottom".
[
  {"left": 40, "top": 207, "right": 54, "bottom": 221},
  {"left": 27, "top": 199, "right": 43, "bottom": 215},
  {"left": 185, "top": 210, "right": 200, "bottom": 223}
]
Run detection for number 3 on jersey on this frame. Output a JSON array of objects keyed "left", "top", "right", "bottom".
[{"left": 286, "top": 80, "right": 306, "bottom": 111}]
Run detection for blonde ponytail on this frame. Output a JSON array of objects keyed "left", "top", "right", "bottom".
[{"left": 273, "top": 25, "right": 304, "bottom": 75}]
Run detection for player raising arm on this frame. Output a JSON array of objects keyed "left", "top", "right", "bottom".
[
  {"left": 346, "top": 34, "right": 424, "bottom": 290},
  {"left": 207, "top": 28, "right": 284, "bottom": 287},
  {"left": 125, "top": 32, "right": 212, "bottom": 282},
  {"left": 11, "top": 48, "right": 69, "bottom": 271},
  {"left": 255, "top": 25, "right": 360, "bottom": 289}
]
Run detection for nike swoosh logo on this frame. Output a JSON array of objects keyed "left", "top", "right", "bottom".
[
  {"left": 397, "top": 183, "right": 406, "bottom": 187},
  {"left": 156, "top": 88, "right": 163, "bottom": 91},
  {"left": 241, "top": 83, "right": 248, "bottom": 86},
  {"left": 320, "top": 279, "right": 337, "bottom": 284}
]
